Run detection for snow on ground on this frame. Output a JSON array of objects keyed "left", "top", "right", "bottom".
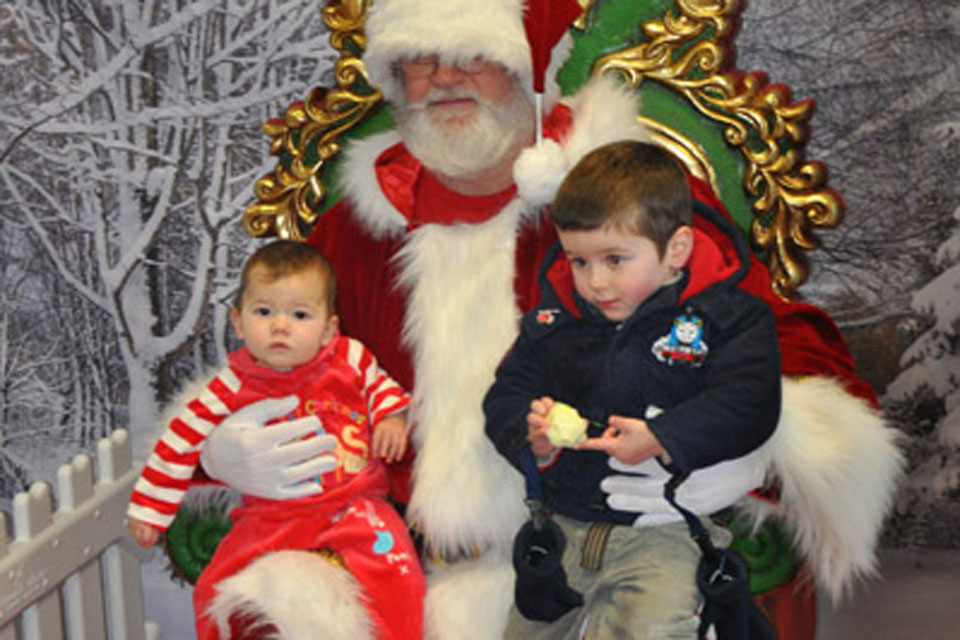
[
  {"left": 141, "top": 551, "right": 196, "bottom": 640},
  {"left": 818, "top": 547, "right": 960, "bottom": 640}
]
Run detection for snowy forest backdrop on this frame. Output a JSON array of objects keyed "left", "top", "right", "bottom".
[{"left": 1, "top": 0, "right": 958, "bottom": 632}]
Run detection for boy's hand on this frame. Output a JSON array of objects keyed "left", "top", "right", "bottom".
[
  {"left": 372, "top": 414, "right": 407, "bottom": 463},
  {"left": 128, "top": 518, "right": 161, "bottom": 547},
  {"left": 527, "top": 397, "right": 557, "bottom": 458},
  {"left": 577, "top": 415, "right": 665, "bottom": 465}
]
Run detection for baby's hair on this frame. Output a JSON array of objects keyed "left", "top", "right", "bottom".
[
  {"left": 235, "top": 240, "right": 337, "bottom": 312},
  {"left": 551, "top": 141, "right": 693, "bottom": 257}
]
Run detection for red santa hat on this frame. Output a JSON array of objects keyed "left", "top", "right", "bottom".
[{"left": 363, "top": 0, "right": 579, "bottom": 115}]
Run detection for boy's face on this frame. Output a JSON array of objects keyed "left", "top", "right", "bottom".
[
  {"left": 230, "top": 266, "right": 337, "bottom": 371},
  {"left": 558, "top": 224, "right": 692, "bottom": 322}
]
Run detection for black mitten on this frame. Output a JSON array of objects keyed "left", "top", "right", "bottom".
[
  {"left": 512, "top": 518, "right": 584, "bottom": 622},
  {"left": 695, "top": 549, "right": 775, "bottom": 640}
]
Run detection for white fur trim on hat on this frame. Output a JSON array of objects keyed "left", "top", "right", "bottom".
[
  {"left": 513, "top": 75, "right": 653, "bottom": 208},
  {"left": 364, "top": 0, "right": 571, "bottom": 112},
  {"left": 207, "top": 550, "right": 374, "bottom": 640}
]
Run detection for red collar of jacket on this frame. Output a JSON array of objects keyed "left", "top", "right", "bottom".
[{"left": 228, "top": 330, "right": 342, "bottom": 381}]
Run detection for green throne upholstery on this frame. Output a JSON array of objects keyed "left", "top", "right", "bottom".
[{"left": 234, "top": 0, "right": 848, "bottom": 634}]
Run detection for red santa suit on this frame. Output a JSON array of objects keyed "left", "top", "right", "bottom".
[{"left": 130, "top": 334, "right": 424, "bottom": 640}]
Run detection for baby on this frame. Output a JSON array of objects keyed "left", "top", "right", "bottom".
[{"left": 127, "top": 240, "right": 424, "bottom": 640}]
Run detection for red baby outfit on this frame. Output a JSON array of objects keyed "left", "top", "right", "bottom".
[{"left": 129, "top": 333, "right": 424, "bottom": 640}]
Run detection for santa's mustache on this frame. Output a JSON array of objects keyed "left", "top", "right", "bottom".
[{"left": 405, "top": 88, "right": 489, "bottom": 112}]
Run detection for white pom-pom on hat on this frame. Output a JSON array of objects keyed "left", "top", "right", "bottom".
[
  {"left": 513, "top": 76, "right": 653, "bottom": 210},
  {"left": 513, "top": 138, "right": 569, "bottom": 208}
]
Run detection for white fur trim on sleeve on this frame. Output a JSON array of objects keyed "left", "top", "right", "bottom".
[
  {"left": 424, "top": 554, "right": 515, "bottom": 640},
  {"left": 207, "top": 550, "right": 374, "bottom": 640},
  {"left": 742, "top": 376, "right": 904, "bottom": 603}
]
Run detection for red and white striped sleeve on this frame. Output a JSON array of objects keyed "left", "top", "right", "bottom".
[
  {"left": 127, "top": 366, "right": 242, "bottom": 530},
  {"left": 343, "top": 337, "right": 411, "bottom": 427}
]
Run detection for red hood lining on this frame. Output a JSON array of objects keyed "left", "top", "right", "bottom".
[{"left": 544, "top": 225, "right": 742, "bottom": 318}]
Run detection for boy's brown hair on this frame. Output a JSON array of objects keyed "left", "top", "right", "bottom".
[
  {"left": 551, "top": 141, "right": 693, "bottom": 257},
  {"left": 234, "top": 240, "right": 337, "bottom": 312}
]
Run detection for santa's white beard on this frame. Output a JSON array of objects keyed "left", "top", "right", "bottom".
[{"left": 397, "top": 86, "right": 534, "bottom": 179}]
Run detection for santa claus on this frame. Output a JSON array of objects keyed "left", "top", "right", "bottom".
[{"left": 196, "top": 0, "right": 902, "bottom": 638}]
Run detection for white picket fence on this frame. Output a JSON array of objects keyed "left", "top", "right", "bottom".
[{"left": 0, "top": 429, "right": 158, "bottom": 640}]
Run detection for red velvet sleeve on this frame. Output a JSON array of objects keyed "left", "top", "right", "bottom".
[{"left": 514, "top": 214, "right": 559, "bottom": 313}]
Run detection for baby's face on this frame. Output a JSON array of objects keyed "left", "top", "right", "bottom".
[{"left": 231, "top": 266, "right": 336, "bottom": 370}]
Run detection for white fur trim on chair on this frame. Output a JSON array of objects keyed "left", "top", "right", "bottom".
[
  {"left": 742, "top": 376, "right": 904, "bottom": 603},
  {"left": 208, "top": 550, "right": 374, "bottom": 640}
]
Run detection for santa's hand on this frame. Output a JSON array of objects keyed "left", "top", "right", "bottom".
[
  {"left": 200, "top": 395, "right": 337, "bottom": 500},
  {"left": 601, "top": 449, "right": 767, "bottom": 527}
]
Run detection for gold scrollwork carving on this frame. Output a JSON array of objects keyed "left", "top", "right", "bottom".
[
  {"left": 594, "top": 0, "right": 842, "bottom": 299},
  {"left": 243, "top": 0, "right": 379, "bottom": 240},
  {"left": 574, "top": 0, "right": 600, "bottom": 30}
]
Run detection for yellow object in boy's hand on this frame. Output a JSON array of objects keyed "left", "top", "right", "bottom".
[{"left": 547, "top": 402, "right": 588, "bottom": 448}]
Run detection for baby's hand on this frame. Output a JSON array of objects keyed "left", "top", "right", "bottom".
[
  {"left": 128, "top": 518, "right": 161, "bottom": 547},
  {"left": 373, "top": 414, "right": 407, "bottom": 464},
  {"left": 527, "top": 397, "right": 557, "bottom": 458},
  {"left": 576, "top": 415, "right": 665, "bottom": 465}
]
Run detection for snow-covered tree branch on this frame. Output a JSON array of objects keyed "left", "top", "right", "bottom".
[{"left": 0, "top": 0, "right": 336, "bottom": 457}]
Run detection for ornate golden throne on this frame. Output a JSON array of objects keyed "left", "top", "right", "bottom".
[{"left": 234, "top": 0, "right": 849, "bottom": 635}]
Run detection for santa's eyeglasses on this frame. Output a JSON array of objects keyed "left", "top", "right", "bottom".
[{"left": 395, "top": 56, "right": 488, "bottom": 79}]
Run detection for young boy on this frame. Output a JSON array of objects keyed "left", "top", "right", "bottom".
[
  {"left": 484, "top": 141, "right": 781, "bottom": 638},
  {"left": 127, "top": 240, "right": 425, "bottom": 640}
]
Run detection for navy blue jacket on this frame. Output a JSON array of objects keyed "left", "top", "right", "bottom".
[{"left": 483, "top": 203, "right": 781, "bottom": 524}]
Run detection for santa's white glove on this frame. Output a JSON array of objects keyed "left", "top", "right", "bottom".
[
  {"left": 601, "top": 448, "right": 768, "bottom": 528},
  {"left": 200, "top": 395, "right": 337, "bottom": 500}
]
